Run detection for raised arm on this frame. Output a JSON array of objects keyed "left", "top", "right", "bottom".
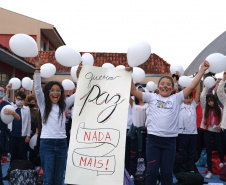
[
  {"left": 200, "top": 87, "right": 208, "bottom": 109},
  {"left": 217, "top": 71, "right": 226, "bottom": 104},
  {"left": 3, "top": 83, "right": 12, "bottom": 102},
  {"left": 183, "top": 60, "right": 209, "bottom": 99},
  {"left": 130, "top": 80, "right": 143, "bottom": 102},
  {"left": 34, "top": 57, "right": 45, "bottom": 111},
  {"left": 172, "top": 71, "right": 180, "bottom": 93},
  {"left": 194, "top": 83, "right": 200, "bottom": 104},
  {"left": 125, "top": 67, "right": 143, "bottom": 102}
]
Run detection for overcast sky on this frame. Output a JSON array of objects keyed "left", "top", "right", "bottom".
[{"left": 1, "top": 0, "right": 226, "bottom": 70}]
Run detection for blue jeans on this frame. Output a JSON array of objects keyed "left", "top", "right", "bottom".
[
  {"left": 40, "top": 138, "right": 67, "bottom": 185},
  {"left": 204, "top": 130, "right": 224, "bottom": 172},
  {"left": 146, "top": 134, "right": 176, "bottom": 185}
]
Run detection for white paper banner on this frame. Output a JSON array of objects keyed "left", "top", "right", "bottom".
[{"left": 65, "top": 66, "right": 131, "bottom": 185}]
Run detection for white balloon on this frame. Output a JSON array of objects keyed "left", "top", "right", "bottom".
[
  {"left": 40, "top": 63, "right": 56, "bottom": 78},
  {"left": 27, "top": 80, "right": 34, "bottom": 91},
  {"left": 170, "top": 64, "right": 184, "bottom": 75},
  {"left": 9, "top": 34, "right": 38, "bottom": 57},
  {"left": 70, "top": 65, "right": 79, "bottom": 83},
  {"left": 132, "top": 67, "right": 146, "bottom": 83},
  {"left": 215, "top": 72, "right": 224, "bottom": 79},
  {"left": 206, "top": 53, "right": 226, "bottom": 73},
  {"left": 29, "top": 134, "right": 38, "bottom": 150},
  {"left": 81, "top": 53, "right": 94, "bottom": 66},
  {"left": 22, "top": 77, "right": 32, "bottom": 90},
  {"left": 146, "top": 81, "right": 157, "bottom": 92},
  {"left": 127, "top": 41, "right": 151, "bottom": 67},
  {"left": 102, "top": 63, "right": 115, "bottom": 68},
  {"left": 1, "top": 105, "right": 15, "bottom": 124},
  {"left": 199, "top": 65, "right": 209, "bottom": 74},
  {"left": 62, "top": 79, "right": 75, "bottom": 90},
  {"left": 9, "top": 78, "right": 21, "bottom": 90},
  {"left": 204, "top": 76, "right": 216, "bottom": 88},
  {"left": 178, "top": 76, "right": 192, "bottom": 88},
  {"left": 55, "top": 46, "right": 81, "bottom": 67},
  {"left": 116, "top": 65, "right": 125, "bottom": 70}
]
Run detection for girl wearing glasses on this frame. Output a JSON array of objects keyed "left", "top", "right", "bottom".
[{"left": 34, "top": 58, "right": 75, "bottom": 185}]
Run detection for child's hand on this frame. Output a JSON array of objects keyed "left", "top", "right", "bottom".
[
  {"left": 25, "top": 136, "right": 30, "bottom": 143},
  {"left": 200, "top": 60, "right": 210, "bottom": 71},
  {"left": 216, "top": 78, "right": 222, "bottom": 84},
  {"left": 125, "top": 67, "right": 133, "bottom": 72},
  {"left": 6, "top": 83, "right": 12, "bottom": 91},
  {"left": 4, "top": 108, "right": 13, "bottom": 115},
  {"left": 216, "top": 124, "right": 221, "bottom": 131},
  {"left": 34, "top": 56, "right": 42, "bottom": 69}
]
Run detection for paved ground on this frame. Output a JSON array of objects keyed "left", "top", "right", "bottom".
[{"left": 1, "top": 161, "right": 226, "bottom": 184}]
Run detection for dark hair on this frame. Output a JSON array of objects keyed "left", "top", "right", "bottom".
[
  {"left": 15, "top": 91, "right": 26, "bottom": 100},
  {"left": 187, "top": 92, "right": 193, "bottom": 99},
  {"left": 0, "top": 85, "right": 6, "bottom": 92},
  {"left": 204, "top": 94, "right": 222, "bottom": 128},
  {"left": 24, "top": 95, "right": 36, "bottom": 106},
  {"left": 158, "top": 76, "right": 174, "bottom": 89},
  {"left": 43, "top": 81, "right": 66, "bottom": 124}
]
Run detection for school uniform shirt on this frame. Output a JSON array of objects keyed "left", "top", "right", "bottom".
[
  {"left": 217, "top": 80, "right": 226, "bottom": 130},
  {"left": 132, "top": 102, "right": 148, "bottom": 127},
  {"left": 178, "top": 100, "right": 198, "bottom": 134},
  {"left": 11, "top": 104, "right": 31, "bottom": 137},
  {"left": 127, "top": 104, "right": 132, "bottom": 129},
  {"left": 35, "top": 73, "right": 75, "bottom": 139},
  {"left": 142, "top": 91, "right": 184, "bottom": 137}
]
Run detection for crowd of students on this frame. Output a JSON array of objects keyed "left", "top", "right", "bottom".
[
  {"left": 0, "top": 59, "right": 226, "bottom": 185},
  {"left": 125, "top": 61, "right": 226, "bottom": 185},
  {"left": 0, "top": 58, "right": 76, "bottom": 185}
]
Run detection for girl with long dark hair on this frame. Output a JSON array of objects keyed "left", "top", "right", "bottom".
[
  {"left": 200, "top": 88, "right": 224, "bottom": 179},
  {"left": 34, "top": 58, "right": 75, "bottom": 185}
]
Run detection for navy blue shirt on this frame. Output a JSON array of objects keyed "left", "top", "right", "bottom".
[
  {"left": 12, "top": 108, "right": 22, "bottom": 137},
  {"left": 0, "top": 100, "right": 10, "bottom": 130}
]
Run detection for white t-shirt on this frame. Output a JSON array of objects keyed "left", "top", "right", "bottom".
[
  {"left": 132, "top": 102, "right": 148, "bottom": 127},
  {"left": 143, "top": 91, "right": 184, "bottom": 137},
  {"left": 127, "top": 104, "right": 132, "bottom": 129},
  {"left": 178, "top": 100, "right": 198, "bottom": 134}
]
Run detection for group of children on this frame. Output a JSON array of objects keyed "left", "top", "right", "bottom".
[
  {"left": 125, "top": 60, "right": 226, "bottom": 185},
  {"left": 0, "top": 58, "right": 225, "bottom": 185}
]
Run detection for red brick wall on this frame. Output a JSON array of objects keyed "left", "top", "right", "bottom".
[
  {"left": 0, "top": 60, "right": 13, "bottom": 74},
  {"left": 0, "top": 34, "right": 37, "bottom": 49}
]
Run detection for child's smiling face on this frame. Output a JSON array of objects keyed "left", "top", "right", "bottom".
[
  {"left": 49, "top": 84, "right": 62, "bottom": 104},
  {"left": 158, "top": 78, "right": 173, "bottom": 97}
]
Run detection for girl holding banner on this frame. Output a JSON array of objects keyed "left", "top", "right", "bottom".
[
  {"left": 128, "top": 60, "right": 209, "bottom": 185},
  {"left": 34, "top": 57, "right": 75, "bottom": 185}
]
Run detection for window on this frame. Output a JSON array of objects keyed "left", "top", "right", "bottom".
[
  {"left": 0, "top": 71, "right": 11, "bottom": 85},
  {"left": 40, "top": 38, "right": 47, "bottom": 51}
]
